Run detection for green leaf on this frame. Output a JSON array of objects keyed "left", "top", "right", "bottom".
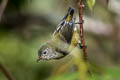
[{"left": 87, "top": 0, "right": 96, "bottom": 11}]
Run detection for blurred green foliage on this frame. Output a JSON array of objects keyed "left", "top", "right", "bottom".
[{"left": 49, "top": 67, "right": 120, "bottom": 80}]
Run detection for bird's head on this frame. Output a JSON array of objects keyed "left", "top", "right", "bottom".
[{"left": 37, "top": 44, "right": 57, "bottom": 62}]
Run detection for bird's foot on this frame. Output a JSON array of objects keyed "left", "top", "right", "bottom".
[
  {"left": 79, "top": 43, "right": 87, "bottom": 49},
  {"left": 75, "top": 20, "right": 84, "bottom": 24}
]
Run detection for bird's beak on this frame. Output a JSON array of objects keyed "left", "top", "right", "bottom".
[
  {"left": 37, "top": 56, "right": 43, "bottom": 62},
  {"left": 37, "top": 58, "right": 40, "bottom": 62}
]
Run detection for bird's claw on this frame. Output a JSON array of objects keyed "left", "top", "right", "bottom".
[
  {"left": 79, "top": 43, "right": 87, "bottom": 49},
  {"left": 75, "top": 20, "right": 84, "bottom": 24}
]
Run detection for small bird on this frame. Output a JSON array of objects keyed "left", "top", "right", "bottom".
[{"left": 37, "top": 7, "right": 81, "bottom": 62}]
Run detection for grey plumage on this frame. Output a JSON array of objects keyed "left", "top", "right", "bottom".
[{"left": 37, "top": 7, "right": 77, "bottom": 61}]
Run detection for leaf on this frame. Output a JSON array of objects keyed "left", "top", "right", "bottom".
[{"left": 87, "top": 0, "right": 96, "bottom": 11}]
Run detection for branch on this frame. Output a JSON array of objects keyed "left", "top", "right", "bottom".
[
  {"left": 77, "top": 0, "right": 88, "bottom": 62},
  {"left": 77, "top": 0, "right": 93, "bottom": 75},
  {"left": 0, "top": 0, "right": 8, "bottom": 22},
  {"left": 0, "top": 63, "right": 15, "bottom": 80}
]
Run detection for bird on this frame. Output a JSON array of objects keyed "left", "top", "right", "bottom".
[{"left": 37, "top": 7, "right": 81, "bottom": 62}]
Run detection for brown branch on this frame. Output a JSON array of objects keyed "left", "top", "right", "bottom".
[
  {"left": 77, "top": 0, "right": 88, "bottom": 62},
  {"left": 77, "top": 0, "right": 93, "bottom": 75},
  {"left": 0, "top": 0, "right": 8, "bottom": 22},
  {"left": 0, "top": 63, "right": 15, "bottom": 80}
]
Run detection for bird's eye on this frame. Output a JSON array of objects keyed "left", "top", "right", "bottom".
[
  {"left": 43, "top": 51, "right": 47, "bottom": 54},
  {"left": 42, "top": 48, "right": 48, "bottom": 55}
]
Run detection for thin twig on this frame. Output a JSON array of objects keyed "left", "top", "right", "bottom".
[
  {"left": 0, "top": 0, "right": 8, "bottom": 22},
  {"left": 77, "top": 0, "right": 88, "bottom": 62},
  {"left": 0, "top": 63, "right": 15, "bottom": 80},
  {"left": 77, "top": 0, "right": 93, "bottom": 75}
]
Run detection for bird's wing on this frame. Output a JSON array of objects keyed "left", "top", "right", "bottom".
[
  {"left": 52, "top": 20, "right": 68, "bottom": 42},
  {"left": 53, "top": 20, "right": 65, "bottom": 37},
  {"left": 69, "top": 26, "right": 80, "bottom": 51}
]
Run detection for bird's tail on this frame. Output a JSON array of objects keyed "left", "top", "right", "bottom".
[{"left": 64, "top": 7, "right": 75, "bottom": 22}]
